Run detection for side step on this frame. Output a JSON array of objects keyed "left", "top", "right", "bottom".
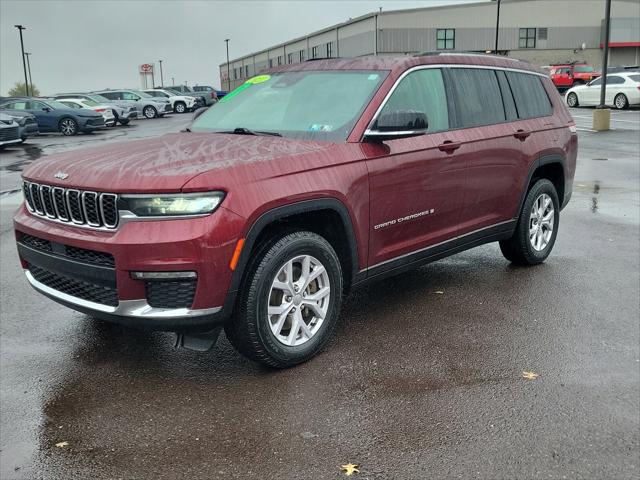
[{"left": 174, "top": 327, "right": 222, "bottom": 352}]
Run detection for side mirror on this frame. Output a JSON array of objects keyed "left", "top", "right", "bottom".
[
  {"left": 42, "top": 107, "right": 51, "bottom": 112},
  {"left": 364, "top": 110, "right": 428, "bottom": 142}
]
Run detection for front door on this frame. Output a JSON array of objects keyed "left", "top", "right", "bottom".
[{"left": 366, "top": 68, "right": 466, "bottom": 270}]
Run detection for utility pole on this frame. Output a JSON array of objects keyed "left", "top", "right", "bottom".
[
  {"left": 171, "top": 77, "right": 175, "bottom": 86},
  {"left": 225, "top": 38, "right": 231, "bottom": 91},
  {"left": 593, "top": 0, "right": 612, "bottom": 131},
  {"left": 158, "top": 60, "right": 164, "bottom": 87},
  {"left": 25, "top": 52, "right": 33, "bottom": 95},
  {"left": 494, "top": 0, "right": 501, "bottom": 53},
  {"left": 14, "top": 25, "right": 29, "bottom": 96}
]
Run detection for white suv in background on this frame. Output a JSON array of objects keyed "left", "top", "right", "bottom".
[
  {"left": 143, "top": 89, "right": 198, "bottom": 114},
  {"left": 94, "top": 89, "right": 172, "bottom": 118}
]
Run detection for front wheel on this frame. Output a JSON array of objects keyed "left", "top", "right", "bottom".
[
  {"left": 566, "top": 92, "right": 579, "bottom": 108},
  {"left": 614, "top": 93, "right": 628, "bottom": 110},
  {"left": 174, "top": 101, "right": 186, "bottom": 114},
  {"left": 59, "top": 118, "right": 78, "bottom": 136},
  {"left": 500, "top": 179, "right": 559, "bottom": 265},
  {"left": 118, "top": 118, "right": 130, "bottom": 126},
  {"left": 225, "top": 231, "right": 343, "bottom": 368},
  {"left": 143, "top": 105, "right": 157, "bottom": 119}
]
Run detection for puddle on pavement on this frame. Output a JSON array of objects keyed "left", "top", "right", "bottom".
[
  {"left": 592, "top": 181, "right": 600, "bottom": 213},
  {"left": 0, "top": 144, "right": 44, "bottom": 173}
]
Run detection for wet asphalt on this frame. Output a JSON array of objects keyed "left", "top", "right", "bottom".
[{"left": 0, "top": 110, "right": 638, "bottom": 479}]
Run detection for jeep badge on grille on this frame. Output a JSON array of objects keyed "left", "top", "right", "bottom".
[{"left": 53, "top": 171, "right": 69, "bottom": 180}]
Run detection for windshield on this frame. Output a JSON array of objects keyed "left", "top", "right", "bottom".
[
  {"left": 191, "top": 70, "right": 387, "bottom": 142},
  {"left": 574, "top": 65, "right": 595, "bottom": 73}
]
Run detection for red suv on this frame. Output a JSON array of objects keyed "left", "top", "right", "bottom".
[
  {"left": 14, "top": 54, "right": 577, "bottom": 367},
  {"left": 549, "top": 62, "right": 601, "bottom": 90}
]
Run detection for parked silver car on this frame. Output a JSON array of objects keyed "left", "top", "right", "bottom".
[
  {"left": 0, "top": 110, "right": 39, "bottom": 142},
  {"left": 93, "top": 89, "right": 172, "bottom": 118},
  {"left": 54, "top": 93, "right": 138, "bottom": 125},
  {"left": 0, "top": 113, "right": 21, "bottom": 149}
]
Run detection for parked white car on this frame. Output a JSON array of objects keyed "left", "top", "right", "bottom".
[
  {"left": 57, "top": 98, "right": 116, "bottom": 126},
  {"left": 143, "top": 89, "right": 198, "bottom": 114},
  {"left": 565, "top": 72, "right": 640, "bottom": 109}
]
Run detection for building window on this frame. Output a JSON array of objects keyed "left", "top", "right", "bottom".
[
  {"left": 233, "top": 68, "right": 237, "bottom": 80},
  {"left": 436, "top": 29, "right": 455, "bottom": 50},
  {"left": 299, "top": 49, "right": 305, "bottom": 62},
  {"left": 312, "top": 46, "right": 318, "bottom": 59},
  {"left": 519, "top": 28, "right": 536, "bottom": 48},
  {"left": 537, "top": 27, "right": 548, "bottom": 40},
  {"left": 287, "top": 52, "right": 293, "bottom": 64},
  {"left": 245, "top": 65, "right": 249, "bottom": 77},
  {"left": 269, "top": 58, "right": 273, "bottom": 68},
  {"left": 326, "top": 42, "right": 333, "bottom": 58},
  {"left": 277, "top": 56, "right": 282, "bottom": 66}
]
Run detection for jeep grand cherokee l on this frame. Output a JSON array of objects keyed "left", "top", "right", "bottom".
[{"left": 14, "top": 54, "right": 577, "bottom": 368}]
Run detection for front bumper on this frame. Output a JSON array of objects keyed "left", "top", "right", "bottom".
[{"left": 14, "top": 204, "right": 245, "bottom": 332}]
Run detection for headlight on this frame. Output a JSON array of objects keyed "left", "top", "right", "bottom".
[{"left": 121, "top": 192, "right": 225, "bottom": 217}]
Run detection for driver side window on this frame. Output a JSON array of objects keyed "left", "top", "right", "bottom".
[
  {"left": 122, "top": 92, "right": 140, "bottom": 101},
  {"left": 377, "top": 69, "right": 449, "bottom": 133}
]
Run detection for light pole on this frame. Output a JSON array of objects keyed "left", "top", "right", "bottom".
[
  {"left": 225, "top": 38, "right": 231, "bottom": 91},
  {"left": 494, "top": 0, "right": 501, "bottom": 53},
  {"left": 593, "top": 0, "right": 613, "bottom": 131},
  {"left": 14, "top": 25, "right": 29, "bottom": 96},
  {"left": 171, "top": 77, "right": 175, "bottom": 86},
  {"left": 158, "top": 60, "right": 164, "bottom": 87},
  {"left": 24, "top": 52, "right": 33, "bottom": 94}
]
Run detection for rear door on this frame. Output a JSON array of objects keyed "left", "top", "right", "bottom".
[{"left": 366, "top": 68, "right": 467, "bottom": 270}]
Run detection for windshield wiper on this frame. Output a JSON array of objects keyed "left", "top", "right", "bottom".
[{"left": 222, "top": 127, "right": 282, "bottom": 137}]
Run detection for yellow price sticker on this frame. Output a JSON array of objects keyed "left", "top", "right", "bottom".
[{"left": 246, "top": 75, "right": 271, "bottom": 85}]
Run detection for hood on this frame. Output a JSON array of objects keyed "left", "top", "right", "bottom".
[{"left": 22, "top": 132, "right": 340, "bottom": 193}]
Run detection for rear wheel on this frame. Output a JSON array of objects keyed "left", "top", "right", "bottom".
[
  {"left": 566, "top": 92, "right": 579, "bottom": 108},
  {"left": 58, "top": 118, "right": 78, "bottom": 136},
  {"left": 143, "top": 105, "right": 157, "bottom": 119},
  {"left": 225, "top": 231, "right": 343, "bottom": 368},
  {"left": 500, "top": 179, "right": 559, "bottom": 265},
  {"left": 118, "top": 118, "right": 130, "bottom": 126},
  {"left": 614, "top": 93, "right": 628, "bottom": 110}
]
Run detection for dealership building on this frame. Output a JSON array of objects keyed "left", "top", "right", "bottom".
[{"left": 220, "top": 0, "right": 640, "bottom": 90}]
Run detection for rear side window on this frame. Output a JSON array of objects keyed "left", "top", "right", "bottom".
[
  {"left": 629, "top": 74, "right": 640, "bottom": 82},
  {"left": 380, "top": 68, "right": 449, "bottom": 132},
  {"left": 506, "top": 71, "right": 552, "bottom": 119},
  {"left": 447, "top": 68, "right": 505, "bottom": 128}
]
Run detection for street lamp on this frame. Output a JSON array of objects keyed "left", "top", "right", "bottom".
[
  {"left": 14, "top": 25, "right": 29, "bottom": 96},
  {"left": 225, "top": 38, "right": 231, "bottom": 91},
  {"left": 24, "top": 52, "right": 33, "bottom": 95},
  {"left": 158, "top": 60, "right": 164, "bottom": 87}
]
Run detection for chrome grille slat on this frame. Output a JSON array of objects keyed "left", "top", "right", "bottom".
[{"left": 23, "top": 181, "right": 118, "bottom": 229}]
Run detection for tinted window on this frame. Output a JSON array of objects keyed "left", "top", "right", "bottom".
[
  {"left": 60, "top": 101, "right": 81, "bottom": 109},
  {"left": 607, "top": 76, "right": 624, "bottom": 85},
  {"left": 506, "top": 71, "right": 552, "bottom": 119},
  {"left": 629, "top": 74, "right": 640, "bottom": 82},
  {"left": 574, "top": 65, "right": 595, "bottom": 73},
  {"left": 447, "top": 68, "right": 505, "bottom": 128},
  {"left": 121, "top": 92, "right": 140, "bottom": 100},
  {"left": 378, "top": 68, "right": 449, "bottom": 133},
  {"left": 496, "top": 70, "right": 518, "bottom": 121},
  {"left": 99, "top": 92, "right": 119, "bottom": 100}
]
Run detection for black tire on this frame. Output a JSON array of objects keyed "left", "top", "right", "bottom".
[
  {"left": 225, "top": 231, "right": 343, "bottom": 368},
  {"left": 566, "top": 92, "right": 579, "bottom": 108},
  {"left": 614, "top": 93, "right": 628, "bottom": 110},
  {"left": 58, "top": 117, "right": 78, "bottom": 136},
  {"left": 174, "top": 101, "right": 186, "bottom": 114},
  {"left": 111, "top": 110, "right": 119, "bottom": 126},
  {"left": 118, "top": 118, "right": 130, "bottom": 126},
  {"left": 143, "top": 105, "right": 157, "bottom": 119},
  {"left": 499, "top": 179, "right": 559, "bottom": 266}
]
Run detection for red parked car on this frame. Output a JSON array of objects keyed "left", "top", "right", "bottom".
[
  {"left": 549, "top": 62, "right": 601, "bottom": 90},
  {"left": 14, "top": 54, "right": 577, "bottom": 367}
]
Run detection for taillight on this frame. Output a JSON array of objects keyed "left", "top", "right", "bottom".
[{"left": 95, "top": 108, "right": 106, "bottom": 112}]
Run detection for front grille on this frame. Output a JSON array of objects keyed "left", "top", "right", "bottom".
[
  {"left": 0, "top": 126, "right": 19, "bottom": 141},
  {"left": 145, "top": 280, "right": 197, "bottom": 309},
  {"left": 19, "top": 233, "right": 115, "bottom": 267},
  {"left": 28, "top": 264, "right": 118, "bottom": 307},
  {"left": 23, "top": 181, "right": 118, "bottom": 229}
]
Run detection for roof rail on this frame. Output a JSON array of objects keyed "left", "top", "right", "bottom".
[{"left": 414, "top": 51, "right": 518, "bottom": 61}]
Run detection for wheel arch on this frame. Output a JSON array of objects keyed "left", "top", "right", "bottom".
[
  {"left": 222, "top": 198, "right": 361, "bottom": 318},
  {"left": 516, "top": 155, "right": 567, "bottom": 218}
]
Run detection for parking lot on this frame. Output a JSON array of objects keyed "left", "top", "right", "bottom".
[{"left": 0, "top": 108, "right": 638, "bottom": 479}]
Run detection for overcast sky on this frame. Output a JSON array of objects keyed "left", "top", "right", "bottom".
[{"left": 1, "top": 0, "right": 483, "bottom": 95}]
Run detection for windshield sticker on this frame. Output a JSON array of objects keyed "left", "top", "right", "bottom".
[
  {"left": 219, "top": 82, "right": 252, "bottom": 103},
  {"left": 246, "top": 74, "right": 271, "bottom": 85},
  {"left": 308, "top": 124, "right": 333, "bottom": 132},
  {"left": 368, "top": 74, "right": 380, "bottom": 81}
]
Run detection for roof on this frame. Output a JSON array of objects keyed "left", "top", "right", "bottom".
[{"left": 262, "top": 53, "right": 546, "bottom": 75}]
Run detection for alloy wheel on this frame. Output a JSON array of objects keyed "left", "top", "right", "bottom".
[
  {"left": 60, "top": 119, "right": 76, "bottom": 135},
  {"left": 144, "top": 106, "right": 156, "bottom": 119},
  {"left": 175, "top": 103, "right": 185, "bottom": 113},
  {"left": 267, "top": 255, "right": 331, "bottom": 346},
  {"left": 614, "top": 94, "right": 627, "bottom": 110},
  {"left": 567, "top": 93, "right": 578, "bottom": 107},
  {"left": 529, "top": 193, "right": 554, "bottom": 251}
]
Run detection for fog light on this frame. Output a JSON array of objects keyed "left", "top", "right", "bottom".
[{"left": 131, "top": 271, "right": 197, "bottom": 280}]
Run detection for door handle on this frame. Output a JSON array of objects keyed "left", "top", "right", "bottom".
[
  {"left": 514, "top": 129, "right": 531, "bottom": 141},
  {"left": 438, "top": 140, "right": 461, "bottom": 153}
]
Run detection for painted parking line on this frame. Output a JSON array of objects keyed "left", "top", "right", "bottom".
[{"left": 571, "top": 114, "right": 640, "bottom": 124}]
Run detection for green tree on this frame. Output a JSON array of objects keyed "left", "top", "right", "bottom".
[{"left": 7, "top": 82, "right": 40, "bottom": 97}]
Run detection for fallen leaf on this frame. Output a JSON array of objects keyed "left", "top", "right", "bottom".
[
  {"left": 522, "top": 371, "right": 539, "bottom": 380},
  {"left": 55, "top": 441, "right": 69, "bottom": 448},
  {"left": 341, "top": 463, "right": 360, "bottom": 476}
]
